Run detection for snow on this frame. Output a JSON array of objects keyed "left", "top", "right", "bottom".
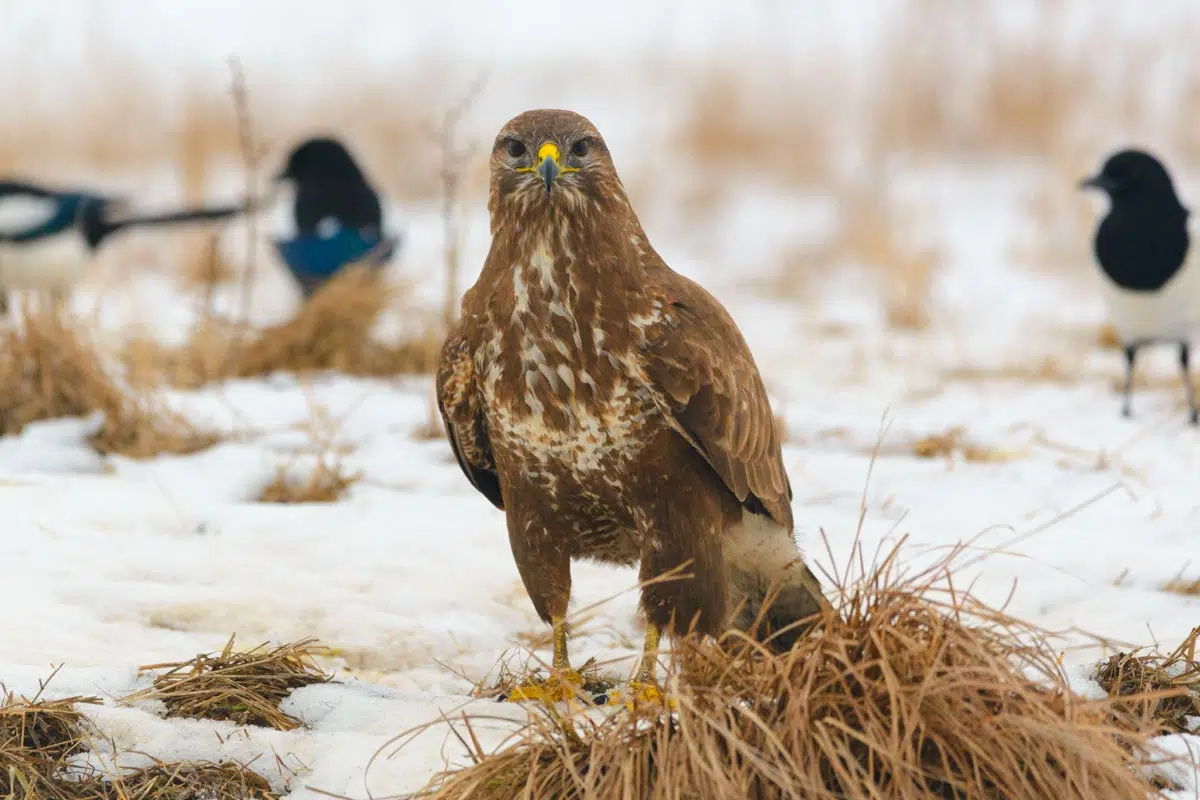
[{"left": 1, "top": 2, "right": 1199, "bottom": 797}]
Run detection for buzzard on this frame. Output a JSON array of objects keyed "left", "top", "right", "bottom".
[{"left": 437, "top": 109, "right": 829, "bottom": 700}]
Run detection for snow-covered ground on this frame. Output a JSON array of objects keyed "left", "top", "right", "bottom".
[{"left": 1, "top": 2, "right": 1199, "bottom": 797}]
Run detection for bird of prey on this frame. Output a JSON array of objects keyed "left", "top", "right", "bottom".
[
  {"left": 437, "top": 109, "right": 829, "bottom": 702},
  {"left": 271, "top": 137, "right": 400, "bottom": 299},
  {"left": 1081, "top": 149, "right": 1200, "bottom": 424},
  {"left": 0, "top": 180, "right": 243, "bottom": 312}
]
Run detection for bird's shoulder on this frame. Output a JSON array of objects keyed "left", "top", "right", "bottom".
[
  {"left": 637, "top": 264, "right": 760, "bottom": 374},
  {"left": 636, "top": 263, "right": 793, "bottom": 527}
]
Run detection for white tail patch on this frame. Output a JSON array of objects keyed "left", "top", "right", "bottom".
[
  {"left": 723, "top": 511, "right": 827, "bottom": 641},
  {"left": 0, "top": 195, "right": 59, "bottom": 236},
  {"left": 723, "top": 512, "right": 801, "bottom": 592}
]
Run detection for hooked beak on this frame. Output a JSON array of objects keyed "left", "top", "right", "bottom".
[
  {"left": 536, "top": 142, "right": 561, "bottom": 193},
  {"left": 1079, "top": 174, "right": 1112, "bottom": 192}
]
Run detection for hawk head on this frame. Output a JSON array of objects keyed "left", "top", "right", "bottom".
[{"left": 488, "top": 109, "right": 629, "bottom": 223}]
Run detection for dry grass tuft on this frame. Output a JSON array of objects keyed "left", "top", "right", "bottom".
[
  {"left": 128, "top": 636, "right": 331, "bottom": 731},
  {"left": 0, "top": 308, "right": 219, "bottom": 458},
  {"left": 1095, "top": 626, "right": 1200, "bottom": 735},
  {"left": 1096, "top": 323, "right": 1123, "bottom": 351},
  {"left": 178, "top": 232, "right": 236, "bottom": 292},
  {"left": 93, "top": 760, "right": 279, "bottom": 800},
  {"left": 122, "top": 267, "right": 442, "bottom": 390},
  {"left": 421, "top": 547, "right": 1163, "bottom": 800},
  {"left": 257, "top": 457, "right": 360, "bottom": 504},
  {"left": 901, "top": 427, "right": 1021, "bottom": 464},
  {"left": 836, "top": 194, "right": 939, "bottom": 331},
  {"left": 1163, "top": 575, "right": 1200, "bottom": 596},
  {"left": 0, "top": 682, "right": 99, "bottom": 798},
  {"left": 940, "top": 356, "right": 1080, "bottom": 386}
]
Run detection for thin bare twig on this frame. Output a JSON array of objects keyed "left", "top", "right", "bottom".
[
  {"left": 424, "top": 72, "right": 488, "bottom": 331},
  {"left": 227, "top": 58, "right": 262, "bottom": 370}
]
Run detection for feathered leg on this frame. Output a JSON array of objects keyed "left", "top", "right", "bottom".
[
  {"left": 637, "top": 480, "right": 728, "bottom": 641},
  {"left": 504, "top": 508, "right": 582, "bottom": 703}
]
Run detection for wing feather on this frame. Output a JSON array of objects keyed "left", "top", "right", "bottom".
[
  {"left": 435, "top": 329, "right": 503, "bottom": 510},
  {"left": 642, "top": 274, "right": 793, "bottom": 529}
]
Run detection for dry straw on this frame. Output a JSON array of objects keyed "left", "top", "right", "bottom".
[
  {"left": 417, "top": 545, "right": 1171, "bottom": 799},
  {"left": 1163, "top": 576, "right": 1200, "bottom": 597},
  {"left": 1095, "top": 626, "right": 1200, "bottom": 736},
  {"left": 88, "top": 760, "right": 279, "bottom": 800},
  {"left": 127, "top": 636, "right": 331, "bottom": 731},
  {"left": 258, "top": 456, "right": 360, "bottom": 504},
  {"left": 123, "top": 266, "right": 441, "bottom": 390},
  {"left": 0, "top": 306, "right": 218, "bottom": 458},
  {"left": 0, "top": 679, "right": 100, "bottom": 799}
]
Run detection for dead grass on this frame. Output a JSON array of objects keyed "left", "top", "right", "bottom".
[
  {"left": 257, "top": 456, "right": 360, "bottom": 503},
  {"left": 1164, "top": 575, "right": 1200, "bottom": 596},
  {"left": 838, "top": 194, "right": 939, "bottom": 331},
  {"left": 419, "top": 546, "right": 1166, "bottom": 800},
  {"left": 90, "top": 760, "right": 279, "bottom": 800},
  {"left": 940, "top": 356, "right": 1081, "bottom": 386},
  {"left": 1095, "top": 626, "right": 1200, "bottom": 735},
  {"left": 1096, "top": 323, "right": 1123, "bottom": 351},
  {"left": 128, "top": 637, "right": 331, "bottom": 731},
  {"left": 0, "top": 680, "right": 100, "bottom": 799},
  {"left": 0, "top": 307, "right": 219, "bottom": 458},
  {"left": 177, "top": 232, "right": 236, "bottom": 292},
  {"left": 122, "top": 267, "right": 442, "bottom": 390},
  {"left": 899, "top": 427, "right": 1022, "bottom": 464}
]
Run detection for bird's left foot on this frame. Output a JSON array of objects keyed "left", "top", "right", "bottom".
[{"left": 501, "top": 669, "right": 586, "bottom": 704}]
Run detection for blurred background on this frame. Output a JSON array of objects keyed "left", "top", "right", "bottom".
[{"left": 5, "top": 0, "right": 1200, "bottom": 379}]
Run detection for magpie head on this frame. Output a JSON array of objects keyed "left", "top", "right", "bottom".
[
  {"left": 274, "top": 137, "right": 367, "bottom": 188},
  {"left": 1080, "top": 149, "right": 1184, "bottom": 212}
]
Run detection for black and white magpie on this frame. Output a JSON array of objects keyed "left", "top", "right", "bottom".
[
  {"left": 0, "top": 180, "right": 243, "bottom": 308},
  {"left": 1080, "top": 149, "right": 1200, "bottom": 425},
  {"left": 271, "top": 136, "right": 400, "bottom": 299}
]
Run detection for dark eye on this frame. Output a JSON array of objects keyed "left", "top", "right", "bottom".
[
  {"left": 570, "top": 138, "right": 591, "bottom": 158},
  {"left": 506, "top": 139, "right": 526, "bottom": 159}
]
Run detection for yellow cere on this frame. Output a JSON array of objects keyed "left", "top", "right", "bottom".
[{"left": 537, "top": 142, "right": 561, "bottom": 163}]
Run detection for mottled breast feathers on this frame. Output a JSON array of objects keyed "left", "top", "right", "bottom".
[{"left": 437, "top": 259, "right": 792, "bottom": 530}]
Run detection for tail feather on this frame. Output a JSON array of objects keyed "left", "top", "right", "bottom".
[{"left": 723, "top": 512, "right": 831, "bottom": 652}]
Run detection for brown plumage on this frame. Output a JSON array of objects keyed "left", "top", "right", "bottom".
[{"left": 437, "top": 109, "right": 828, "bottom": 687}]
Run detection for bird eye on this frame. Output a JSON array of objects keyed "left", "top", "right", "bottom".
[
  {"left": 570, "top": 138, "right": 591, "bottom": 158},
  {"left": 506, "top": 139, "right": 526, "bottom": 159}
]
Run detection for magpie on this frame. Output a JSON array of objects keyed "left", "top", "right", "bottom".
[
  {"left": 271, "top": 136, "right": 400, "bottom": 299},
  {"left": 1080, "top": 148, "right": 1200, "bottom": 425},
  {"left": 0, "top": 180, "right": 244, "bottom": 310}
]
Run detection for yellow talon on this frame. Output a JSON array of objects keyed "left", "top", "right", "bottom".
[
  {"left": 610, "top": 680, "right": 676, "bottom": 710},
  {"left": 504, "top": 669, "right": 584, "bottom": 704}
]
